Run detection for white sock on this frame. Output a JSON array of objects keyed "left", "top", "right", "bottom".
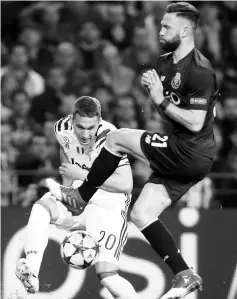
[
  {"left": 24, "top": 203, "right": 51, "bottom": 276},
  {"left": 101, "top": 274, "right": 138, "bottom": 299}
]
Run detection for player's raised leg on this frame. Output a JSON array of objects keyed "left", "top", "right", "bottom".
[
  {"left": 79, "top": 129, "right": 148, "bottom": 202},
  {"left": 16, "top": 192, "right": 72, "bottom": 293},
  {"left": 130, "top": 183, "right": 202, "bottom": 299},
  {"left": 15, "top": 193, "right": 53, "bottom": 293}
]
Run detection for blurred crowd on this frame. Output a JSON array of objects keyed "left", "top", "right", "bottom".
[{"left": 1, "top": 1, "right": 237, "bottom": 209}]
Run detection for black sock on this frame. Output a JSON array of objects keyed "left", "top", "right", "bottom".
[
  {"left": 78, "top": 147, "right": 122, "bottom": 202},
  {"left": 141, "top": 219, "right": 189, "bottom": 275}
]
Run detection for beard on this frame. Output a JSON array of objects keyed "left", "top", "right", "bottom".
[{"left": 160, "top": 35, "right": 181, "bottom": 52}]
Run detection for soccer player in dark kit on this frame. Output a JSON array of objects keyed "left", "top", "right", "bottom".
[{"left": 47, "top": 2, "right": 219, "bottom": 299}]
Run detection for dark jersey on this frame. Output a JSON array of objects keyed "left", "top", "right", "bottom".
[{"left": 157, "top": 48, "right": 219, "bottom": 158}]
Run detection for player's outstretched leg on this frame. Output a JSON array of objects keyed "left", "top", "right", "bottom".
[
  {"left": 15, "top": 193, "right": 55, "bottom": 293},
  {"left": 160, "top": 270, "right": 203, "bottom": 299},
  {"left": 130, "top": 183, "right": 203, "bottom": 299}
]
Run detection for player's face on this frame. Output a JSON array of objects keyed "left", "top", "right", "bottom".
[
  {"left": 72, "top": 114, "right": 101, "bottom": 146},
  {"left": 159, "top": 13, "right": 182, "bottom": 52}
]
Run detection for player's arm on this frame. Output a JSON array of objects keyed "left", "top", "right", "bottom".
[
  {"left": 60, "top": 159, "right": 133, "bottom": 193},
  {"left": 143, "top": 68, "right": 214, "bottom": 133},
  {"left": 99, "top": 162, "right": 133, "bottom": 193},
  {"left": 161, "top": 103, "right": 207, "bottom": 133},
  {"left": 161, "top": 68, "right": 214, "bottom": 133}
]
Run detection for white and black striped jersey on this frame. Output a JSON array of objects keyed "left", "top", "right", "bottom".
[{"left": 54, "top": 115, "right": 131, "bottom": 211}]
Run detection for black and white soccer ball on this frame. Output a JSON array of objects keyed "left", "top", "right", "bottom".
[{"left": 60, "top": 230, "right": 100, "bottom": 270}]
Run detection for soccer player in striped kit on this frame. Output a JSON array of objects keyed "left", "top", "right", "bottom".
[{"left": 16, "top": 96, "right": 138, "bottom": 299}]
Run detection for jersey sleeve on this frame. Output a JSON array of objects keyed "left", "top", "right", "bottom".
[
  {"left": 54, "top": 116, "right": 72, "bottom": 152},
  {"left": 95, "top": 122, "right": 115, "bottom": 149},
  {"left": 186, "top": 67, "right": 215, "bottom": 110},
  {"left": 118, "top": 154, "right": 130, "bottom": 168}
]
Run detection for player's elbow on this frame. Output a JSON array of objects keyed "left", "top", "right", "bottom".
[
  {"left": 188, "top": 110, "right": 206, "bottom": 133},
  {"left": 190, "top": 122, "right": 203, "bottom": 133},
  {"left": 189, "top": 124, "right": 202, "bottom": 134}
]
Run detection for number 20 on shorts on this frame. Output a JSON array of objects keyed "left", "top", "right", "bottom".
[{"left": 151, "top": 134, "right": 168, "bottom": 147}]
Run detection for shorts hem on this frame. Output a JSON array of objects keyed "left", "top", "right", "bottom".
[{"left": 140, "top": 131, "right": 151, "bottom": 164}]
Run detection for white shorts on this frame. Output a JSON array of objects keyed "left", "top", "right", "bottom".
[{"left": 39, "top": 192, "right": 128, "bottom": 265}]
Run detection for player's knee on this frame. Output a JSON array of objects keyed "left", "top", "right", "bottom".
[
  {"left": 37, "top": 192, "right": 60, "bottom": 222},
  {"left": 96, "top": 261, "right": 118, "bottom": 281},
  {"left": 130, "top": 201, "right": 167, "bottom": 229},
  {"left": 97, "top": 270, "right": 118, "bottom": 281}
]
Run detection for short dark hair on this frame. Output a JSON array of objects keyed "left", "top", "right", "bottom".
[
  {"left": 73, "top": 96, "right": 101, "bottom": 119},
  {"left": 166, "top": 2, "right": 199, "bottom": 28}
]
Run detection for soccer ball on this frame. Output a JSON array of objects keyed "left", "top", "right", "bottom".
[{"left": 60, "top": 230, "right": 99, "bottom": 270}]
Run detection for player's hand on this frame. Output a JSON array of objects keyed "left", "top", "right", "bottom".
[
  {"left": 59, "top": 163, "right": 87, "bottom": 181},
  {"left": 141, "top": 71, "right": 151, "bottom": 91},
  {"left": 141, "top": 69, "right": 164, "bottom": 105}
]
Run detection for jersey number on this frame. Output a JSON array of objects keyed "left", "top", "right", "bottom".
[
  {"left": 98, "top": 230, "right": 116, "bottom": 250},
  {"left": 151, "top": 134, "right": 168, "bottom": 147}
]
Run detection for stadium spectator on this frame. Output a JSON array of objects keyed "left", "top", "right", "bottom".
[
  {"left": 142, "top": 1, "right": 168, "bottom": 54},
  {"left": 15, "top": 134, "right": 55, "bottom": 190},
  {"left": 92, "top": 84, "right": 114, "bottom": 121},
  {"left": 19, "top": 2, "right": 64, "bottom": 42},
  {"left": 1, "top": 41, "right": 9, "bottom": 67},
  {"left": 53, "top": 42, "right": 82, "bottom": 81},
  {"left": 29, "top": 66, "right": 68, "bottom": 128},
  {"left": 199, "top": 3, "right": 223, "bottom": 63},
  {"left": 98, "top": 44, "right": 135, "bottom": 95},
  {"left": 76, "top": 21, "right": 109, "bottom": 71},
  {"left": 112, "top": 94, "right": 139, "bottom": 129},
  {"left": 1, "top": 124, "right": 18, "bottom": 206},
  {"left": 18, "top": 27, "right": 43, "bottom": 70},
  {"left": 103, "top": 4, "right": 133, "bottom": 51},
  {"left": 1, "top": 102, "right": 12, "bottom": 123},
  {"left": 220, "top": 89, "right": 237, "bottom": 156},
  {"left": 1, "top": 43, "right": 45, "bottom": 105},
  {"left": 122, "top": 25, "right": 157, "bottom": 73},
  {"left": 223, "top": 24, "right": 237, "bottom": 91},
  {"left": 43, "top": 120, "right": 61, "bottom": 171},
  {"left": 230, "top": 130, "right": 237, "bottom": 150},
  {"left": 216, "top": 148, "right": 237, "bottom": 208},
  {"left": 8, "top": 90, "right": 35, "bottom": 151}
]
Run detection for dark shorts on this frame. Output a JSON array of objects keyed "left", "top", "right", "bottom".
[{"left": 140, "top": 131, "right": 213, "bottom": 204}]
